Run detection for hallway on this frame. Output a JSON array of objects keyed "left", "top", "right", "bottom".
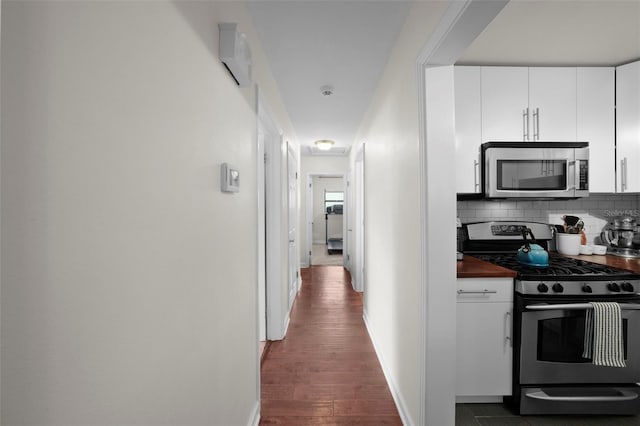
[{"left": 260, "top": 266, "right": 402, "bottom": 425}]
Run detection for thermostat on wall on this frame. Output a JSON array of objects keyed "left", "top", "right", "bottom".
[{"left": 221, "top": 163, "right": 240, "bottom": 193}]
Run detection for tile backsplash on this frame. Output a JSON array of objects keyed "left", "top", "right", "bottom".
[{"left": 457, "top": 194, "right": 640, "bottom": 245}]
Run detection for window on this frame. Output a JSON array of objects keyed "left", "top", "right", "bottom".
[{"left": 325, "top": 191, "right": 343, "bottom": 214}]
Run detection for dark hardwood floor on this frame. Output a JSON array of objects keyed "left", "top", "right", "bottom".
[{"left": 260, "top": 266, "right": 402, "bottom": 425}]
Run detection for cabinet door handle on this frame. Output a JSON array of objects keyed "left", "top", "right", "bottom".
[
  {"left": 505, "top": 311, "right": 512, "bottom": 347},
  {"left": 457, "top": 289, "right": 498, "bottom": 294},
  {"left": 522, "top": 108, "right": 529, "bottom": 141},
  {"left": 621, "top": 157, "right": 628, "bottom": 192},
  {"left": 473, "top": 160, "right": 479, "bottom": 189},
  {"left": 533, "top": 107, "right": 540, "bottom": 141}
]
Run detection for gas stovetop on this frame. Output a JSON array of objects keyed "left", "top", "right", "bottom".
[
  {"left": 461, "top": 221, "right": 640, "bottom": 296},
  {"left": 473, "top": 252, "right": 640, "bottom": 296},
  {"left": 474, "top": 253, "right": 636, "bottom": 280}
]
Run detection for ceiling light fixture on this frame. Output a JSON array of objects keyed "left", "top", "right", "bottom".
[{"left": 314, "top": 139, "right": 335, "bottom": 151}]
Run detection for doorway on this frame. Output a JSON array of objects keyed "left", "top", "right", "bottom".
[{"left": 306, "top": 174, "right": 346, "bottom": 266}]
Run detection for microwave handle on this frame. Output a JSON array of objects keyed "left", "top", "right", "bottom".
[{"left": 566, "top": 160, "right": 576, "bottom": 190}]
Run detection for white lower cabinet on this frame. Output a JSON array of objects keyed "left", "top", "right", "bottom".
[{"left": 456, "top": 278, "right": 513, "bottom": 402}]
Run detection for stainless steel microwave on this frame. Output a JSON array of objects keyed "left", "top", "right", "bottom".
[{"left": 481, "top": 142, "right": 589, "bottom": 199}]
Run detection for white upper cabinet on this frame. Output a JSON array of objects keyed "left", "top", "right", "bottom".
[
  {"left": 577, "top": 68, "right": 615, "bottom": 193},
  {"left": 455, "top": 65, "right": 618, "bottom": 194},
  {"left": 481, "top": 67, "right": 577, "bottom": 142},
  {"left": 455, "top": 66, "right": 482, "bottom": 193},
  {"left": 481, "top": 67, "right": 529, "bottom": 142},
  {"left": 616, "top": 60, "right": 640, "bottom": 193},
  {"left": 529, "top": 67, "right": 577, "bottom": 142}
]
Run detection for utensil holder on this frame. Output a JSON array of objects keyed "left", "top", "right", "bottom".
[{"left": 557, "top": 233, "right": 581, "bottom": 255}]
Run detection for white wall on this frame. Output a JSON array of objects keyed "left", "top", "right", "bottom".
[
  {"left": 352, "top": 2, "right": 449, "bottom": 425},
  {"left": 1, "top": 2, "right": 295, "bottom": 425},
  {"left": 299, "top": 155, "right": 348, "bottom": 266}
]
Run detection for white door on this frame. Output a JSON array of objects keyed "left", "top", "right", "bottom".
[
  {"left": 353, "top": 145, "right": 365, "bottom": 292},
  {"left": 257, "top": 131, "right": 266, "bottom": 341},
  {"left": 287, "top": 143, "right": 298, "bottom": 309},
  {"left": 306, "top": 175, "right": 313, "bottom": 266}
]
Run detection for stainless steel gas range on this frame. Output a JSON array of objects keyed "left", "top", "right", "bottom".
[{"left": 461, "top": 221, "right": 640, "bottom": 416}]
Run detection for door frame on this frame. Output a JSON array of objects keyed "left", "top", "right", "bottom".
[
  {"left": 349, "top": 143, "right": 365, "bottom": 292},
  {"left": 304, "top": 173, "right": 346, "bottom": 267},
  {"left": 415, "top": 1, "right": 508, "bottom": 424},
  {"left": 286, "top": 141, "right": 299, "bottom": 308},
  {"left": 257, "top": 88, "right": 289, "bottom": 341}
]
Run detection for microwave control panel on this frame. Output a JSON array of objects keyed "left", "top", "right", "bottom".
[{"left": 578, "top": 160, "right": 588, "bottom": 190}]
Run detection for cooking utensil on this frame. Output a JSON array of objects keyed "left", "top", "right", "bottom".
[
  {"left": 563, "top": 215, "right": 584, "bottom": 234},
  {"left": 563, "top": 215, "right": 581, "bottom": 227},
  {"left": 517, "top": 228, "right": 549, "bottom": 267}
]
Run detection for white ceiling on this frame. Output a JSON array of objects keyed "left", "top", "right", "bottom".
[
  {"left": 248, "top": 1, "right": 640, "bottom": 155},
  {"left": 247, "top": 0, "right": 412, "bottom": 154},
  {"left": 457, "top": 0, "right": 640, "bottom": 67}
]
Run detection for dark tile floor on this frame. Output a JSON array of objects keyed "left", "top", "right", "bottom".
[{"left": 456, "top": 403, "right": 640, "bottom": 425}]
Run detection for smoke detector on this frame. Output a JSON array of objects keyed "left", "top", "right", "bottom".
[{"left": 320, "top": 85, "right": 334, "bottom": 97}]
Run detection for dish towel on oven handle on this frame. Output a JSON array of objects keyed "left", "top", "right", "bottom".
[{"left": 582, "top": 302, "right": 626, "bottom": 368}]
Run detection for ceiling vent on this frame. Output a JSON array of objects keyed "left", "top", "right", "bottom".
[{"left": 219, "top": 23, "right": 253, "bottom": 87}]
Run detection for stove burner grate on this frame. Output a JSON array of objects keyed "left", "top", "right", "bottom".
[{"left": 473, "top": 253, "right": 638, "bottom": 280}]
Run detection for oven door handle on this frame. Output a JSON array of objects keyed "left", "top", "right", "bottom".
[
  {"left": 526, "top": 303, "right": 640, "bottom": 311},
  {"left": 526, "top": 389, "right": 639, "bottom": 402}
]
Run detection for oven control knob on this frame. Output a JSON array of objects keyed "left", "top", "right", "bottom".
[
  {"left": 537, "top": 283, "right": 549, "bottom": 293},
  {"left": 582, "top": 285, "right": 593, "bottom": 293},
  {"left": 621, "top": 283, "right": 635, "bottom": 292},
  {"left": 552, "top": 283, "right": 564, "bottom": 293},
  {"left": 608, "top": 283, "right": 621, "bottom": 293}
]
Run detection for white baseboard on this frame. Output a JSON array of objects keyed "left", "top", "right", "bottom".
[
  {"left": 282, "top": 312, "right": 290, "bottom": 337},
  {"left": 247, "top": 400, "right": 260, "bottom": 426},
  {"left": 363, "top": 310, "right": 414, "bottom": 426},
  {"left": 300, "top": 261, "right": 310, "bottom": 268}
]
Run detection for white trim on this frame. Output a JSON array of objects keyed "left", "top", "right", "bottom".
[
  {"left": 246, "top": 400, "right": 260, "bottom": 426},
  {"left": 363, "top": 311, "right": 413, "bottom": 426},
  {"left": 351, "top": 143, "right": 365, "bottom": 293},
  {"left": 416, "top": 1, "right": 508, "bottom": 425},
  {"left": 256, "top": 86, "right": 267, "bottom": 344},
  {"left": 282, "top": 312, "right": 290, "bottom": 338},
  {"left": 305, "top": 173, "right": 346, "bottom": 266},
  {"left": 259, "top": 90, "right": 288, "bottom": 341}
]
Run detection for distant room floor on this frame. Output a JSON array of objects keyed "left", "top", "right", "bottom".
[{"left": 311, "top": 243, "right": 343, "bottom": 266}]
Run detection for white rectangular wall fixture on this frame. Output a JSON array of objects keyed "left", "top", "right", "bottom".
[
  {"left": 221, "top": 163, "right": 240, "bottom": 193},
  {"left": 218, "top": 22, "right": 253, "bottom": 87}
]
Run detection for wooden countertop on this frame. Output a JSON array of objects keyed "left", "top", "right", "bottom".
[
  {"left": 457, "top": 255, "right": 518, "bottom": 279},
  {"left": 457, "top": 252, "right": 640, "bottom": 278}
]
